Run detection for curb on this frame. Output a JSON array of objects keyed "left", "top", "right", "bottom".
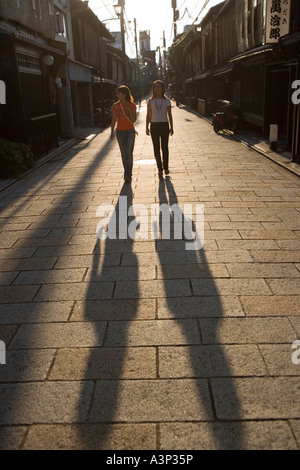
[{"left": 0, "top": 138, "right": 77, "bottom": 194}]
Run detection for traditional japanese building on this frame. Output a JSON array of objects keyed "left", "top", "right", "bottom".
[
  {"left": 0, "top": 0, "right": 131, "bottom": 159},
  {"left": 0, "top": 0, "right": 68, "bottom": 157},
  {"left": 182, "top": 0, "right": 300, "bottom": 162}
]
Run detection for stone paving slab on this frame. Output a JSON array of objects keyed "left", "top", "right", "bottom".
[
  {"left": 191, "top": 278, "right": 272, "bottom": 295},
  {"left": 90, "top": 379, "right": 213, "bottom": 422},
  {"left": 0, "top": 301, "right": 73, "bottom": 323},
  {"left": 0, "top": 381, "right": 94, "bottom": 424},
  {"left": 0, "top": 101, "right": 300, "bottom": 450},
  {"left": 0, "top": 349, "right": 56, "bottom": 382},
  {"left": 211, "top": 377, "right": 300, "bottom": 419},
  {"left": 0, "top": 427, "right": 28, "bottom": 450},
  {"left": 71, "top": 299, "right": 156, "bottom": 322},
  {"left": 0, "top": 285, "right": 40, "bottom": 303},
  {"left": 240, "top": 295, "right": 300, "bottom": 316},
  {"left": 34, "top": 281, "right": 114, "bottom": 301},
  {"left": 9, "top": 322, "right": 107, "bottom": 349},
  {"left": 159, "top": 421, "right": 298, "bottom": 450},
  {"left": 104, "top": 319, "right": 201, "bottom": 347},
  {"left": 49, "top": 347, "right": 157, "bottom": 380},
  {"left": 157, "top": 296, "right": 245, "bottom": 318},
  {"left": 199, "top": 317, "right": 296, "bottom": 344},
  {"left": 114, "top": 279, "right": 192, "bottom": 299},
  {"left": 158, "top": 345, "right": 267, "bottom": 378},
  {"left": 12, "top": 268, "right": 86, "bottom": 285},
  {"left": 21, "top": 423, "right": 156, "bottom": 450}
]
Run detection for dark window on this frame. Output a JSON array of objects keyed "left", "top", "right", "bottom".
[{"left": 242, "top": 64, "right": 264, "bottom": 115}]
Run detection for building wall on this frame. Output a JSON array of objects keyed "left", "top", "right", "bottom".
[
  {"left": 217, "top": 0, "right": 238, "bottom": 63},
  {"left": 72, "top": 16, "right": 99, "bottom": 66},
  {"left": 0, "top": 0, "right": 56, "bottom": 38}
]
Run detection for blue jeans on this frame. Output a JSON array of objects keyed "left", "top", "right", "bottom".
[{"left": 116, "top": 129, "right": 136, "bottom": 179}]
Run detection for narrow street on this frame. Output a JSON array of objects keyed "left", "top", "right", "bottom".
[{"left": 0, "top": 102, "right": 300, "bottom": 450}]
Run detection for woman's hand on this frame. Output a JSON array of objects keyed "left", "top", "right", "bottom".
[
  {"left": 110, "top": 132, "right": 115, "bottom": 140},
  {"left": 169, "top": 128, "right": 174, "bottom": 136},
  {"left": 146, "top": 128, "right": 150, "bottom": 136}
]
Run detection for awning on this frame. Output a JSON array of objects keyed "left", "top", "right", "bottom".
[
  {"left": 213, "top": 62, "right": 237, "bottom": 77},
  {"left": 279, "top": 31, "right": 300, "bottom": 47},
  {"left": 185, "top": 70, "right": 212, "bottom": 84},
  {"left": 194, "top": 71, "right": 211, "bottom": 80},
  {"left": 1, "top": 30, "right": 66, "bottom": 56},
  {"left": 229, "top": 44, "right": 275, "bottom": 62}
]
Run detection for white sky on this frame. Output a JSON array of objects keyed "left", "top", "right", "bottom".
[{"left": 88, "top": 0, "right": 224, "bottom": 58}]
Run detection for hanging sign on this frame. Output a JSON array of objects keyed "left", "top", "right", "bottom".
[{"left": 266, "top": 0, "right": 291, "bottom": 43}]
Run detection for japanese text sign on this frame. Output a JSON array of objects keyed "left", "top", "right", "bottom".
[{"left": 266, "top": 0, "right": 290, "bottom": 43}]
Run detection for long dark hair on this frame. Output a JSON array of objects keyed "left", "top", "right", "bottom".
[
  {"left": 117, "top": 85, "right": 134, "bottom": 103},
  {"left": 150, "top": 80, "right": 167, "bottom": 100}
]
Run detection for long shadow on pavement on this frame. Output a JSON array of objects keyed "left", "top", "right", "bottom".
[
  {"left": 76, "top": 183, "right": 141, "bottom": 449},
  {"left": 156, "top": 177, "right": 244, "bottom": 450},
  {"left": 0, "top": 135, "right": 114, "bottom": 447}
]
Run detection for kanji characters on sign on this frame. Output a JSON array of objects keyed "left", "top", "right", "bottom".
[{"left": 266, "top": 0, "right": 291, "bottom": 43}]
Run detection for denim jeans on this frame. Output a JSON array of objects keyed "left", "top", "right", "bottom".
[
  {"left": 116, "top": 129, "right": 136, "bottom": 179},
  {"left": 150, "top": 122, "right": 169, "bottom": 172}
]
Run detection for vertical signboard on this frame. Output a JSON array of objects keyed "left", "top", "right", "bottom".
[{"left": 266, "top": 0, "right": 291, "bottom": 43}]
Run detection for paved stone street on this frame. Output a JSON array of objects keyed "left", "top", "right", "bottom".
[{"left": 0, "top": 102, "right": 300, "bottom": 450}]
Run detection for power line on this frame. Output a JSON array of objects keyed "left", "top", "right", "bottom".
[
  {"left": 124, "top": 10, "right": 136, "bottom": 57},
  {"left": 173, "top": 0, "right": 211, "bottom": 47},
  {"left": 169, "top": 0, "right": 203, "bottom": 45},
  {"left": 99, "top": 0, "right": 116, "bottom": 19}
]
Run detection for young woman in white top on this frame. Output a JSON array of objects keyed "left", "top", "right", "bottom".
[{"left": 146, "top": 80, "right": 174, "bottom": 178}]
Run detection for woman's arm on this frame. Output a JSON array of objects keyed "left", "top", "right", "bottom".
[
  {"left": 167, "top": 105, "right": 174, "bottom": 136},
  {"left": 128, "top": 104, "right": 137, "bottom": 123},
  {"left": 146, "top": 101, "right": 152, "bottom": 135},
  {"left": 110, "top": 104, "right": 117, "bottom": 140}
]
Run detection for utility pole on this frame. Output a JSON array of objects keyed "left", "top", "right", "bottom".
[
  {"left": 134, "top": 18, "right": 141, "bottom": 104},
  {"left": 120, "top": 2, "right": 127, "bottom": 84},
  {"left": 172, "top": 0, "right": 179, "bottom": 106},
  {"left": 163, "top": 30, "right": 166, "bottom": 81},
  {"left": 172, "top": 0, "right": 177, "bottom": 37},
  {"left": 96, "top": 20, "right": 106, "bottom": 127},
  {"left": 114, "top": 0, "right": 127, "bottom": 84}
]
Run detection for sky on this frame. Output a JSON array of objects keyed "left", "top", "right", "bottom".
[{"left": 88, "top": 0, "right": 225, "bottom": 58}]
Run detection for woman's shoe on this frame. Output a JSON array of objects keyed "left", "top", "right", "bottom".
[
  {"left": 158, "top": 171, "right": 163, "bottom": 178},
  {"left": 165, "top": 169, "right": 170, "bottom": 175}
]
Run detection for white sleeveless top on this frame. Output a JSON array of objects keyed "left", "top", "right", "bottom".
[{"left": 149, "top": 98, "right": 171, "bottom": 122}]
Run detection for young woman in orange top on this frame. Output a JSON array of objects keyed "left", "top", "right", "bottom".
[{"left": 111, "top": 85, "right": 137, "bottom": 183}]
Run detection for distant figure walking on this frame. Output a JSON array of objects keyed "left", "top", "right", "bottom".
[
  {"left": 111, "top": 85, "right": 137, "bottom": 183},
  {"left": 146, "top": 80, "right": 174, "bottom": 178}
]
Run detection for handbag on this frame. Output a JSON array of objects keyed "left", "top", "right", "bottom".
[{"left": 120, "top": 103, "right": 138, "bottom": 136}]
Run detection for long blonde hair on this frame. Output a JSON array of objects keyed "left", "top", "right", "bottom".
[{"left": 150, "top": 80, "right": 167, "bottom": 100}]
